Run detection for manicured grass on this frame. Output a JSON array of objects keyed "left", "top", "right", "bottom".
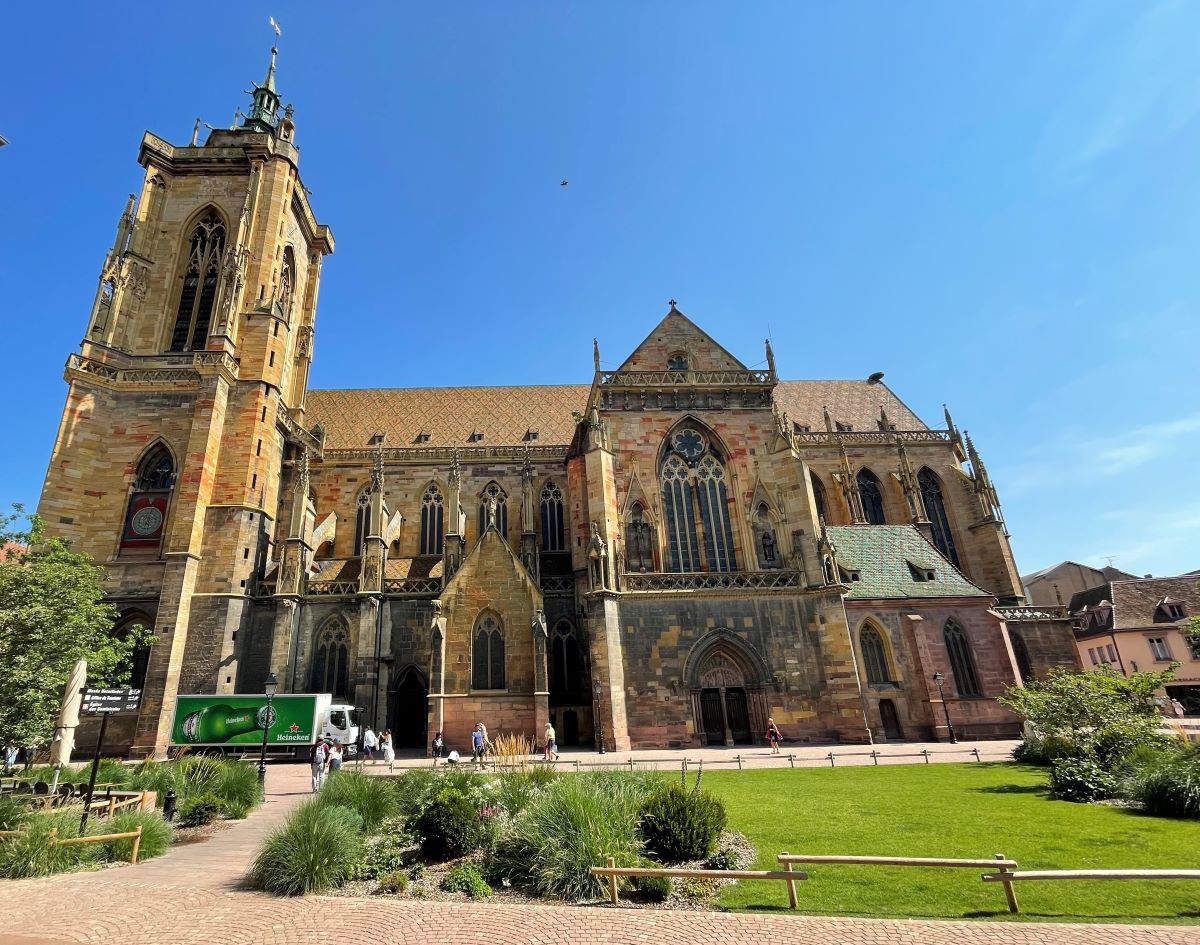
[{"left": 704, "top": 763, "right": 1200, "bottom": 923}]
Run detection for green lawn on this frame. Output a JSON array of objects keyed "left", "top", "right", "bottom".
[{"left": 703, "top": 763, "right": 1200, "bottom": 923}]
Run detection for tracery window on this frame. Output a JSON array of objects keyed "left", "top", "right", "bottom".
[
  {"left": 550, "top": 620, "right": 584, "bottom": 702},
  {"left": 918, "top": 468, "right": 959, "bottom": 566},
  {"left": 943, "top": 620, "right": 981, "bottom": 697},
  {"left": 310, "top": 619, "right": 350, "bottom": 698},
  {"left": 540, "top": 481, "right": 565, "bottom": 551},
  {"left": 625, "top": 502, "right": 655, "bottom": 573},
  {"left": 472, "top": 614, "right": 505, "bottom": 690},
  {"left": 169, "top": 211, "right": 226, "bottom": 352},
  {"left": 859, "top": 623, "right": 892, "bottom": 686},
  {"left": 477, "top": 482, "right": 509, "bottom": 537},
  {"left": 857, "top": 468, "right": 887, "bottom": 525},
  {"left": 660, "top": 427, "right": 737, "bottom": 573},
  {"left": 419, "top": 484, "right": 444, "bottom": 556},
  {"left": 121, "top": 445, "right": 175, "bottom": 553}
]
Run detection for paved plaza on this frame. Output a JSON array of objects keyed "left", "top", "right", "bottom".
[{"left": 1, "top": 752, "right": 1198, "bottom": 945}]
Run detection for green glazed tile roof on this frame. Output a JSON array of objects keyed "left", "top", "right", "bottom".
[{"left": 827, "top": 525, "right": 991, "bottom": 600}]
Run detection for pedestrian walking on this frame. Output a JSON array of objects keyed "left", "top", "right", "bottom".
[
  {"left": 328, "top": 741, "right": 344, "bottom": 773},
  {"left": 3, "top": 742, "right": 17, "bottom": 774},
  {"left": 431, "top": 731, "right": 445, "bottom": 763},
  {"left": 20, "top": 744, "right": 34, "bottom": 771},
  {"left": 544, "top": 722, "right": 558, "bottom": 762},
  {"left": 363, "top": 726, "right": 377, "bottom": 762},
  {"left": 1172, "top": 698, "right": 1187, "bottom": 719},
  {"left": 766, "top": 718, "right": 782, "bottom": 755},
  {"left": 311, "top": 739, "right": 329, "bottom": 792},
  {"left": 479, "top": 722, "right": 491, "bottom": 760},
  {"left": 381, "top": 730, "right": 395, "bottom": 770},
  {"left": 471, "top": 724, "right": 484, "bottom": 764}
]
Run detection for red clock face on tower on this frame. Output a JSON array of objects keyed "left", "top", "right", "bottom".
[{"left": 121, "top": 493, "right": 168, "bottom": 549}]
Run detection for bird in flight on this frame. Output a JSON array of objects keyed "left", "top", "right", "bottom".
[{"left": 560, "top": 180, "right": 569, "bottom": 187}]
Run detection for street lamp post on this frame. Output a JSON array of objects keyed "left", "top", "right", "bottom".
[
  {"left": 931, "top": 671, "right": 957, "bottom": 744},
  {"left": 593, "top": 680, "right": 606, "bottom": 755},
  {"left": 258, "top": 672, "right": 278, "bottom": 786}
]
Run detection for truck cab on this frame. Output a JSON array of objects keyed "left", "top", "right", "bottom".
[{"left": 321, "top": 704, "right": 359, "bottom": 753}]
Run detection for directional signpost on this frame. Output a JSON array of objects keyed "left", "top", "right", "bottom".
[{"left": 79, "top": 688, "right": 141, "bottom": 830}]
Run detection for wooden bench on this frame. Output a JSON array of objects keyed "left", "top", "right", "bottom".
[
  {"left": 779, "top": 852, "right": 1021, "bottom": 913},
  {"left": 981, "top": 868, "right": 1200, "bottom": 912},
  {"left": 589, "top": 856, "right": 809, "bottom": 906}
]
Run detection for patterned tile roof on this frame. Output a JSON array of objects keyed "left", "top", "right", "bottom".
[
  {"left": 304, "top": 380, "right": 929, "bottom": 450},
  {"left": 827, "top": 525, "right": 990, "bottom": 599}
]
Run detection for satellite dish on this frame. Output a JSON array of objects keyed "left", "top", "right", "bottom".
[{"left": 867, "top": 371, "right": 885, "bottom": 385}]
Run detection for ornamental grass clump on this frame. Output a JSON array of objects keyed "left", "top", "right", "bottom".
[
  {"left": 316, "top": 770, "right": 399, "bottom": 831},
  {"left": 0, "top": 810, "right": 100, "bottom": 878},
  {"left": 0, "top": 795, "right": 30, "bottom": 832},
  {"left": 104, "top": 810, "right": 173, "bottom": 861},
  {"left": 128, "top": 755, "right": 262, "bottom": 817},
  {"left": 250, "top": 800, "right": 364, "bottom": 896},
  {"left": 639, "top": 781, "right": 727, "bottom": 862},
  {"left": 488, "top": 771, "right": 655, "bottom": 901},
  {"left": 1130, "top": 752, "right": 1200, "bottom": 819}
]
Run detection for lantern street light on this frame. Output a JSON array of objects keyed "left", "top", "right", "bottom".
[
  {"left": 593, "top": 679, "right": 606, "bottom": 755},
  {"left": 931, "top": 671, "right": 957, "bottom": 745},
  {"left": 258, "top": 672, "right": 278, "bottom": 785}
]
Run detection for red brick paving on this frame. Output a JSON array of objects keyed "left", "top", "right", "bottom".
[{"left": 0, "top": 762, "right": 1197, "bottom": 945}]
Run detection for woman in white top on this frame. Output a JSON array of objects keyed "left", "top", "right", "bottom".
[{"left": 381, "top": 729, "right": 396, "bottom": 770}]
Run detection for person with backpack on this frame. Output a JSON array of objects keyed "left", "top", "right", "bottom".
[{"left": 311, "top": 739, "right": 329, "bottom": 792}]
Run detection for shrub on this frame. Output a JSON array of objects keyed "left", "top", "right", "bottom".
[
  {"left": 392, "top": 768, "right": 491, "bottom": 829},
  {"left": 1049, "top": 757, "right": 1117, "bottom": 802},
  {"left": 705, "top": 846, "right": 739, "bottom": 871},
  {"left": 362, "top": 829, "right": 412, "bottom": 879},
  {"left": 441, "top": 862, "right": 492, "bottom": 899},
  {"left": 377, "top": 870, "right": 409, "bottom": 894},
  {"left": 317, "top": 771, "right": 399, "bottom": 831},
  {"left": 103, "top": 810, "right": 173, "bottom": 861},
  {"left": 489, "top": 772, "right": 652, "bottom": 900},
  {"left": 630, "top": 871, "right": 671, "bottom": 902},
  {"left": 639, "top": 783, "right": 727, "bottom": 861},
  {"left": 250, "top": 801, "right": 364, "bottom": 895},
  {"left": 416, "top": 789, "right": 485, "bottom": 861},
  {"left": 1012, "top": 735, "right": 1075, "bottom": 766},
  {"left": 0, "top": 795, "right": 30, "bottom": 832},
  {"left": 177, "top": 792, "right": 223, "bottom": 828},
  {"left": 127, "top": 756, "right": 262, "bottom": 817},
  {"left": 1131, "top": 754, "right": 1200, "bottom": 819},
  {"left": 0, "top": 810, "right": 99, "bottom": 877}
]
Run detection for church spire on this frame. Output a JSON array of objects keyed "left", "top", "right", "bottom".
[{"left": 242, "top": 45, "right": 282, "bottom": 134}]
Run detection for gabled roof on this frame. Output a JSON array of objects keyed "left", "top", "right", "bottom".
[
  {"left": 615, "top": 309, "right": 749, "bottom": 372},
  {"left": 827, "top": 525, "right": 990, "bottom": 600},
  {"left": 1069, "top": 575, "right": 1200, "bottom": 630},
  {"left": 774, "top": 380, "right": 925, "bottom": 432},
  {"left": 1021, "top": 560, "right": 1137, "bottom": 584}
]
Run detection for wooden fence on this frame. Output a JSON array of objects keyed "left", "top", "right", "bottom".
[
  {"left": 981, "top": 868, "right": 1200, "bottom": 911},
  {"left": 0, "top": 825, "right": 144, "bottom": 863},
  {"left": 589, "top": 856, "right": 808, "bottom": 906}
]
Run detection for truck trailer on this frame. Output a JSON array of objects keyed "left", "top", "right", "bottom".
[{"left": 169, "top": 694, "right": 359, "bottom": 759}]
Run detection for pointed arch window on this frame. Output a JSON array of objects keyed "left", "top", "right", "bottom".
[
  {"left": 310, "top": 619, "right": 350, "bottom": 698},
  {"left": 1010, "top": 630, "right": 1033, "bottom": 684},
  {"left": 550, "top": 619, "right": 584, "bottom": 703},
  {"left": 169, "top": 211, "right": 226, "bottom": 352},
  {"left": 540, "top": 481, "right": 565, "bottom": 551},
  {"left": 918, "top": 468, "right": 959, "bottom": 566},
  {"left": 625, "top": 502, "right": 655, "bottom": 573},
  {"left": 478, "top": 482, "right": 508, "bottom": 538},
  {"left": 113, "top": 612, "right": 153, "bottom": 691},
  {"left": 419, "top": 484, "right": 444, "bottom": 556},
  {"left": 859, "top": 624, "right": 893, "bottom": 686},
  {"left": 857, "top": 468, "right": 887, "bottom": 525},
  {"left": 472, "top": 614, "right": 505, "bottom": 690},
  {"left": 660, "top": 427, "right": 738, "bottom": 573},
  {"left": 121, "top": 445, "right": 175, "bottom": 553},
  {"left": 353, "top": 490, "right": 371, "bottom": 556},
  {"left": 943, "top": 620, "right": 981, "bottom": 697}
]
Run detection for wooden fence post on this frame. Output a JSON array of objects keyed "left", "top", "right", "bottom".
[
  {"left": 995, "top": 852, "right": 1018, "bottom": 913},
  {"left": 973, "top": 748, "right": 981, "bottom": 762},
  {"left": 782, "top": 851, "right": 798, "bottom": 909},
  {"left": 922, "top": 750, "right": 930, "bottom": 764},
  {"left": 788, "top": 754, "right": 795, "bottom": 769},
  {"left": 607, "top": 855, "right": 618, "bottom": 904},
  {"left": 871, "top": 750, "right": 879, "bottom": 766},
  {"left": 827, "top": 752, "right": 835, "bottom": 768},
  {"left": 130, "top": 826, "right": 143, "bottom": 865},
  {"left": 736, "top": 754, "right": 743, "bottom": 770},
  {"left": 107, "top": 797, "right": 116, "bottom": 819}
]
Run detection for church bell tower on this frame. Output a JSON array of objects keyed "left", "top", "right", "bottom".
[{"left": 37, "top": 44, "right": 334, "bottom": 757}]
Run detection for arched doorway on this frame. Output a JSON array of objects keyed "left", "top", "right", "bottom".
[
  {"left": 686, "top": 633, "right": 770, "bottom": 747},
  {"left": 878, "top": 699, "right": 903, "bottom": 741},
  {"left": 390, "top": 666, "right": 428, "bottom": 751}
]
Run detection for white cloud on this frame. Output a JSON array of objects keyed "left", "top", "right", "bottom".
[{"left": 1092, "top": 414, "right": 1200, "bottom": 474}]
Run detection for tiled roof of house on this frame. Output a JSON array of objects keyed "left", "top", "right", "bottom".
[
  {"left": 827, "top": 525, "right": 990, "bottom": 600},
  {"left": 1069, "top": 575, "right": 1200, "bottom": 630},
  {"left": 305, "top": 379, "right": 929, "bottom": 450}
]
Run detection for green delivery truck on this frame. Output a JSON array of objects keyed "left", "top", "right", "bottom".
[{"left": 169, "top": 694, "right": 359, "bottom": 759}]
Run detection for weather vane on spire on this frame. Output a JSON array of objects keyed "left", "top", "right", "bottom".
[{"left": 269, "top": 16, "right": 282, "bottom": 40}]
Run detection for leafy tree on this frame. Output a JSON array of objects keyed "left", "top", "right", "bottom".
[
  {"left": 0, "top": 505, "right": 152, "bottom": 748},
  {"left": 999, "top": 665, "right": 1176, "bottom": 769}
]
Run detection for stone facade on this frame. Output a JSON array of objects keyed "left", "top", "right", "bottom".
[{"left": 39, "top": 51, "right": 1080, "bottom": 758}]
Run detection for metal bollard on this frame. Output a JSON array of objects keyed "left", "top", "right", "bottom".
[{"left": 163, "top": 789, "right": 177, "bottom": 823}]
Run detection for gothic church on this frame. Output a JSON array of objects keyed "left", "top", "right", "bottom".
[{"left": 37, "top": 50, "right": 1080, "bottom": 757}]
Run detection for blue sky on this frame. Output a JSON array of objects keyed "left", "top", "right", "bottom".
[{"left": 1, "top": 3, "right": 1197, "bottom": 578}]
